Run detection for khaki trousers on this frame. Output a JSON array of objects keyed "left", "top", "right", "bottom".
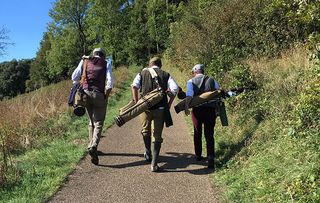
[
  {"left": 140, "top": 109, "right": 165, "bottom": 143},
  {"left": 84, "top": 90, "right": 107, "bottom": 149}
]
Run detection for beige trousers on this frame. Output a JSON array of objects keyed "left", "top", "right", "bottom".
[
  {"left": 140, "top": 109, "right": 165, "bottom": 143},
  {"left": 84, "top": 90, "right": 107, "bottom": 149}
]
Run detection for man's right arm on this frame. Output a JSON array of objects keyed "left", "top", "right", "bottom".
[
  {"left": 131, "top": 73, "right": 141, "bottom": 102},
  {"left": 71, "top": 60, "right": 84, "bottom": 84},
  {"left": 184, "top": 80, "right": 194, "bottom": 116},
  {"left": 132, "top": 86, "right": 139, "bottom": 103}
]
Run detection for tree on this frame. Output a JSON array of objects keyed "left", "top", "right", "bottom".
[
  {"left": 125, "top": 0, "right": 152, "bottom": 65},
  {"left": 26, "top": 32, "right": 52, "bottom": 91},
  {"left": 46, "top": 0, "right": 90, "bottom": 80},
  {"left": 0, "top": 27, "right": 12, "bottom": 57},
  {"left": 0, "top": 59, "right": 31, "bottom": 99},
  {"left": 146, "top": 0, "right": 171, "bottom": 53},
  {"left": 46, "top": 25, "right": 82, "bottom": 81},
  {"left": 86, "top": 0, "right": 130, "bottom": 66},
  {"left": 49, "top": 0, "right": 90, "bottom": 55}
]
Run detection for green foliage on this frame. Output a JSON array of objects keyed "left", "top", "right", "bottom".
[
  {"left": 27, "top": 0, "right": 182, "bottom": 88},
  {"left": 49, "top": 0, "right": 89, "bottom": 54},
  {"left": 146, "top": 0, "right": 170, "bottom": 53},
  {"left": 46, "top": 26, "right": 82, "bottom": 81},
  {"left": 166, "top": 0, "right": 315, "bottom": 75},
  {"left": 0, "top": 60, "right": 31, "bottom": 99},
  {"left": 290, "top": 49, "right": 320, "bottom": 137},
  {"left": 26, "top": 33, "right": 52, "bottom": 91},
  {"left": 86, "top": 0, "right": 130, "bottom": 66}
]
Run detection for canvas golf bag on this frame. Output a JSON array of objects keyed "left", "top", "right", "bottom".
[{"left": 115, "top": 68, "right": 170, "bottom": 127}]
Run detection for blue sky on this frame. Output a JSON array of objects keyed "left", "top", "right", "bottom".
[{"left": 0, "top": 0, "right": 54, "bottom": 62}]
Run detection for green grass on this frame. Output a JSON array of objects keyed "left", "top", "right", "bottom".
[
  {"left": 209, "top": 52, "right": 320, "bottom": 202},
  {"left": 0, "top": 67, "right": 138, "bottom": 203},
  {"left": 165, "top": 47, "right": 319, "bottom": 202},
  {"left": 0, "top": 114, "right": 87, "bottom": 203},
  {"left": 212, "top": 113, "right": 320, "bottom": 202}
]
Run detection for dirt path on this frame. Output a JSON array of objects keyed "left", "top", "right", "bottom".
[{"left": 48, "top": 110, "right": 220, "bottom": 203}]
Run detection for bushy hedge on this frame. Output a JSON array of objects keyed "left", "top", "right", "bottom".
[{"left": 167, "top": 0, "right": 320, "bottom": 78}]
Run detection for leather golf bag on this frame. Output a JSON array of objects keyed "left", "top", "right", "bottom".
[
  {"left": 174, "top": 90, "right": 228, "bottom": 126},
  {"left": 174, "top": 90, "right": 222, "bottom": 114},
  {"left": 73, "top": 87, "right": 87, "bottom": 116},
  {"left": 115, "top": 88, "right": 164, "bottom": 127}
]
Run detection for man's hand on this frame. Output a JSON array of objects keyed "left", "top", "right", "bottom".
[
  {"left": 105, "top": 88, "right": 112, "bottom": 101},
  {"left": 184, "top": 96, "right": 192, "bottom": 116},
  {"left": 184, "top": 108, "right": 190, "bottom": 116}
]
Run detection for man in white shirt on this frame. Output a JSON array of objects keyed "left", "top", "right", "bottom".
[
  {"left": 71, "top": 47, "right": 113, "bottom": 165},
  {"left": 131, "top": 57, "right": 178, "bottom": 172}
]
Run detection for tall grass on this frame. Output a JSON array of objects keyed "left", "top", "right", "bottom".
[
  {"left": 0, "top": 66, "right": 136, "bottom": 193},
  {"left": 212, "top": 46, "right": 319, "bottom": 202},
  {"left": 0, "top": 81, "right": 72, "bottom": 187}
]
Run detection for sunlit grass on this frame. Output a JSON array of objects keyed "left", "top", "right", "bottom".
[{"left": 0, "top": 66, "right": 138, "bottom": 202}]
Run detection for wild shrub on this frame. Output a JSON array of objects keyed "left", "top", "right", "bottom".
[{"left": 167, "top": 0, "right": 312, "bottom": 76}]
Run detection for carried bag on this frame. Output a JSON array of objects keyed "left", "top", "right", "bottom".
[
  {"left": 174, "top": 90, "right": 228, "bottom": 126},
  {"left": 115, "top": 87, "right": 164, "bottom": 126},
  {"left": 70, "top": 59, "right": 88, "bottom": 116},
  {"left": 115, "top": 68, "right": 167, "bottom": 127}
]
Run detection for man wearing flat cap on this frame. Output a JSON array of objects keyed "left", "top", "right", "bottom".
[
  {"left": 184, "top": 64, "right": 220, "bottom": 169},
  {"left": 131, "top": 56, "right": 179, "bottom": 172},
  {"left": 72, "top": 47, "right": 113, "bottom": 165}
]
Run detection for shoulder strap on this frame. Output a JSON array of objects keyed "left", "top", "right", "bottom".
[
  {"left": 199, "top": 75, "right": 208, "bottom": 89},
  {"left": 148, "top": 68, "right": 158, "bottom": 79},
  {"left": 147, "top": 68, "right": 162, "bottom": 89},
  {"left": 198, "top": 75, "right": 210, "bottom": 94},
  {"left": 80, "top": 59, "right": 88, "bottom": 85}
]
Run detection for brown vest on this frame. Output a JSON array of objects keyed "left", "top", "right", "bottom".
[{"left": 82, "top": 57, "right": 107, "bottom": 93}]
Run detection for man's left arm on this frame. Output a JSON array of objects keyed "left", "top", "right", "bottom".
[{"left": 105, "top": 59, "right": 113, "bottom": 99}]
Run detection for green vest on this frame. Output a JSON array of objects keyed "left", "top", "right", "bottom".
[{"left": 140, "top": 68, "right": 170, "bottom": 109}]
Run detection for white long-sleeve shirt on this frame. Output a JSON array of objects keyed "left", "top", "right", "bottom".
[
  {"left": 71, "top": 56, "right": 113, "bottom": 90},
  {"left": 131, "top": 66, "right": 179, "bottom": 95}
]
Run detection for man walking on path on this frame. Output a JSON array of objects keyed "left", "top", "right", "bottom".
[
  {"left": 131, "top": 57, "right": 178, "bottom": 172},
  {"left": 71, "top": 47, "right": 113, "bottom": 165},
  {"left": 184, "top": 64, "right": 220, "bottom": 169}
]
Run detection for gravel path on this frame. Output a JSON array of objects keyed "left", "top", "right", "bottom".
[{"left": 48, "top": 109, "right": 220, "bottom": 203}]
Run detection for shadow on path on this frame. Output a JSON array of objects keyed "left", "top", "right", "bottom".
[{"left": 97, "top": 151, "right": 213, "bottom": 175}]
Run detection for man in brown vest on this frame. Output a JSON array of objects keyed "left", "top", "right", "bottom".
[
  {"left": 71, "top": 47, "right": 113, "bottom": 165},
  {"left": 131, "top": 57, "right": 178, "bottom": 172},
  {"left": 184, "top": 64, "right": 220, "bottom": 170}
]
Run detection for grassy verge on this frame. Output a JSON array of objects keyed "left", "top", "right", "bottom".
[
  {"left": 0, "top": 66, "right": 138, "bottom": 203},
  {"left": 165, "top": 47, "right": 319, "bottom": 202},
  {"left": 211, "top": 48, "right": 320, "bottom": 202}
]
